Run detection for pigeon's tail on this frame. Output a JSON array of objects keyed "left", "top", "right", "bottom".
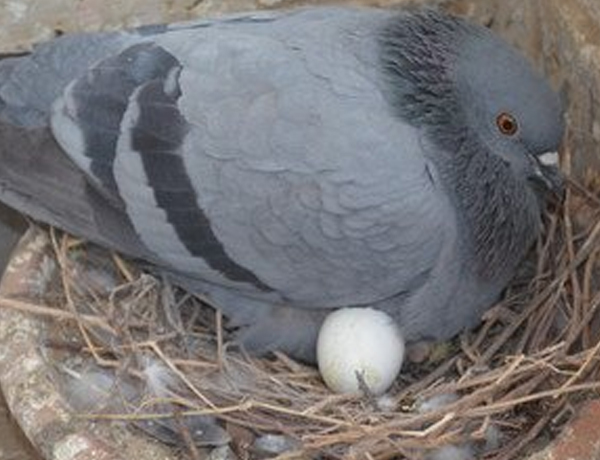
[
  {"left": 0, "top": 120, "right": 148, "bottom": 259},
  {"left": 0, "top": 31, "right": 160, "bottom": 260},
  {"left": 0, "top": 52, "right": 98, "bottom": 241},
  {"left": 0, "top": 121, "right": 90, "bottom": 230}
]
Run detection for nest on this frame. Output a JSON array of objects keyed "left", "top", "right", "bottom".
[{"left": 2, "top": 150, "right": 600, "bottom": 460}]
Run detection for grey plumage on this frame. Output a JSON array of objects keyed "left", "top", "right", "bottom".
[{"left": 0, "top": 7, "right": 564, "bottom": 362}]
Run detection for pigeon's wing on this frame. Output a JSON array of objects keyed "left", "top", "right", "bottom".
[
  {"left": 4, "top": 8, "right": 456, "bottom": 307},
  {"left": 0, "top": 31, "right": 156, "bottom": 258}
]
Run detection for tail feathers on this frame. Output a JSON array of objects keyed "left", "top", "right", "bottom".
[{"left": 0, "top": 121, "right": 149, "bottom": 260}]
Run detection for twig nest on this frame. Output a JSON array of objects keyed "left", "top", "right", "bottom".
[{"left": 317, "top": 307, "right": 405, "bottom": 395}]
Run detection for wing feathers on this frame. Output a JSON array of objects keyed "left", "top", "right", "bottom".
[
  {"left": 7, "top": 8, "right": 450, "bottom": 308},
  {"left": 52, "top": 43, "right": 182, "bottom": 195},
  {"left": 107, "top": 49, "right": 273, "bottom": 291}
]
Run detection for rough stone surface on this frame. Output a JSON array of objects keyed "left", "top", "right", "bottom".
[
  {"left": 540, "top": 0, "right": 600, "bottom": 186},
  {"left": 529, "top": 399, "right": 600, "bottom": 460},
  {"left": 0, "top": 0, "right": 451, "bottom": 52}
]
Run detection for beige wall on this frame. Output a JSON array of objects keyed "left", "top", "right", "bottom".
[{"left": 0, "top": 0, "right": 446, "bottom": 53}]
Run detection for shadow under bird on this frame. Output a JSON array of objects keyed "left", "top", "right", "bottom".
[{"left": 0, "top": 7, "right": 564, "bottom": 363}]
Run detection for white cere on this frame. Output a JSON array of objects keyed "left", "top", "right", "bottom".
[{"left": 538, "top": 151, "right": 559, "bottom": 166}]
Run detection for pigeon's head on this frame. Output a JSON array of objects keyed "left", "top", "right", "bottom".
[
  {"left": 379, "top": 10, "right": 565, "bottom": 197},
  {"left": 453, "top": 17, "right": 565, "bottom": 197}
]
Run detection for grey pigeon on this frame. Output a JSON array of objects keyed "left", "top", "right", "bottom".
[{"left": 0, "top": 7, "right": 564, "bottom": 363}]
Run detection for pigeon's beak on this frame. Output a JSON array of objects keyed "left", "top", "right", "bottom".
[{"left": 529, "top": 151, "right": 565, "bottom": 203}]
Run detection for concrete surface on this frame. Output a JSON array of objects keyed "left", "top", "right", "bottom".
[
  {"left": 0, "top": 389, "right": 39, "bottom": 460},
  {"left": 0, "top": 0, "right": 450, "bottom": 52},
  {"left": 529, "top": 399, "right": 600, "bottom": 460}
]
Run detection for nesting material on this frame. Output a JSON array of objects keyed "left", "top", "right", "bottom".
[{"left": 2, "top": 157, "right": 600, "bottom": 460}]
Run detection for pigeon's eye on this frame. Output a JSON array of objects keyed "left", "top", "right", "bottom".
[{"left": 496, "top": 112, "right": 519, "bottom": 136}]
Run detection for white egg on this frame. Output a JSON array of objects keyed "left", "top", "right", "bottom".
[{"left": 317, "top": 307, "right": 405, "bottom": 395}]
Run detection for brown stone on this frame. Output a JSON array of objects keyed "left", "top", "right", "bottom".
[{"left": 529, "top": 400, "right": 600, "bottom": 460}]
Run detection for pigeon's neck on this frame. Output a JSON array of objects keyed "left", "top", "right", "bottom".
[
  {"left": 445, "top": 140, "right": 541, "bottom": 281},
  {"left": 377, "top": 13, "right": 543, "bottom": 281}
]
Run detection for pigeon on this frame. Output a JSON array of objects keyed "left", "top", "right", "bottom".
[{"left": 0, "top": 7, "right": 564, "bottom": 363}]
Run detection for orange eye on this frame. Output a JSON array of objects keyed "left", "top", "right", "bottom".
[{"left": 496, "top": 112, "right": 519, "bottom": 136}]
